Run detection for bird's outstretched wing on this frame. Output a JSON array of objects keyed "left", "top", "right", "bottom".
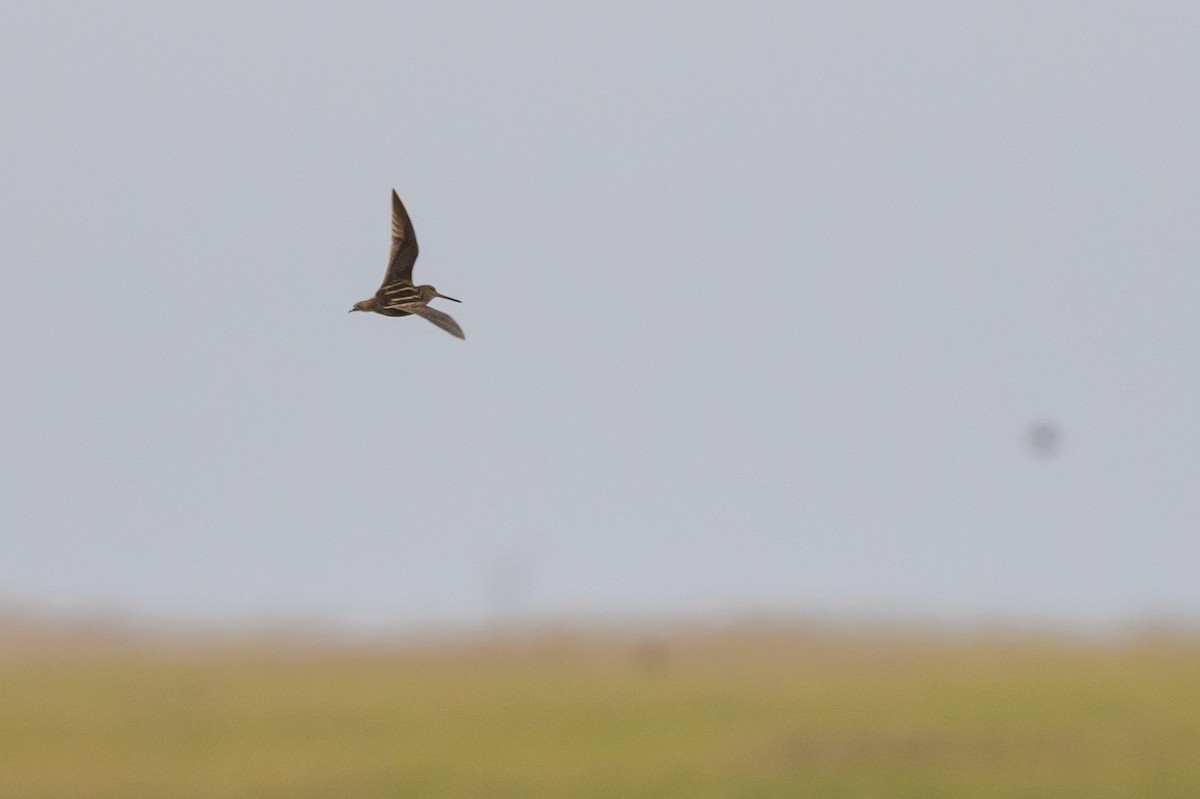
[
  {"left": 409, "top": 305, "right": 465, "bottom": 339},
  {"left": 380, "top": 189, "right": 419, "bottom": 289}
]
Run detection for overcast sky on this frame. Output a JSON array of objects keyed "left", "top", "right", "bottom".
[{"left": 2, "top": 3, "right": 1199, "bottom": 629}]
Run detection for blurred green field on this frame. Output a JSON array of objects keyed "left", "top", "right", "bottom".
[{"left": 1, "top": 616, "right": 1199, "bottom": 798}]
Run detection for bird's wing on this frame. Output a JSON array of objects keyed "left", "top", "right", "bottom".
[
  {"left": 409, "top": 305, "right": 465, "bottom": 339},
  {"left": 380, "top": 189, "right": 419, "bottom": 289}
]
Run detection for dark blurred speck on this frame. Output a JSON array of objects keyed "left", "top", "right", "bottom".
[{"left": 1027, "top": 421, "right": 1061, "bottom": 458}]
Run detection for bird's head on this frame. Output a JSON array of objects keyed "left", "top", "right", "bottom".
[
  {"left": 349, "top": 299, "right": 373, "bottom": 313},
  {"left": 422, "top": 285, "right": 461, "bottom": 303}
]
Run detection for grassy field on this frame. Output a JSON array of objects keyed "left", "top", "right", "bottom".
[{"left": 1, "top": 616, "right": 1199, "bottom": 798}]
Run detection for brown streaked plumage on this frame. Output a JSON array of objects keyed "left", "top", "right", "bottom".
[{"left": 350, "top": 190, "right": 464, "bottom": 340}]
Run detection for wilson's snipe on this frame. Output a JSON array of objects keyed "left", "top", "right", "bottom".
[{"left": 350, "top": 190, "right": 464, "bottom": 339}]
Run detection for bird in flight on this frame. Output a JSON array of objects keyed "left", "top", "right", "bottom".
[{"left": 350, "top": 189, "right": 464, "bottom": 339}]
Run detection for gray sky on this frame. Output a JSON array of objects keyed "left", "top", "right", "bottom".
[{"left": 3, "top": 3, "right": 1199, "bottom": 629}]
